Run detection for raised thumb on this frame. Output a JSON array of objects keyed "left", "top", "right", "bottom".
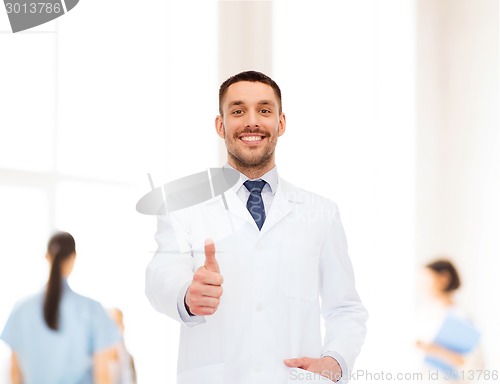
[{"left": 204, "top": 239, "right": 219, "bottom": 273}]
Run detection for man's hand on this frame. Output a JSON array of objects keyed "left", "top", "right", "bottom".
[
  {"left": 284, "top": 356, "right": 342, "bottom": 382},
  {"left": 185, "top": 239, "right": 223, "bottom": 316}
]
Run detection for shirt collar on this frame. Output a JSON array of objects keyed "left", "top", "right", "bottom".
[
  {"left": 62, "top": 278, "right": 69, "bottom": 290},
  {"left": 45, "top": 278, "right": 71, "bottom": 294},
  {"left": 224, "top": 163, "right": 279, "bottom": 195}
]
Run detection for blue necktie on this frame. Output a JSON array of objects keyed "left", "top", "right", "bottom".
[{"left": 244, "top": 179, "right": 267, "bottom": 230}]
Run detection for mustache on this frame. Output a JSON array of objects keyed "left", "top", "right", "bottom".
[{"left": 233, "top": 129, "right": 269, "bottom": 138}]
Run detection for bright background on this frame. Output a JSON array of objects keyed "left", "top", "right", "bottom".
[{"left": 0, "top": 0, "right": 498, "bottom": 382}]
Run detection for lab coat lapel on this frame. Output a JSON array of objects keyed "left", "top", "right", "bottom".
[
  {"left": 223, "top": 187, "right": 256, "bottom": 227},
  {"left": 260, "top": 178, "right": 301, "bottom": 235},
  {"left": 222, "top": 177, "right": 303, "bottom": 234}
]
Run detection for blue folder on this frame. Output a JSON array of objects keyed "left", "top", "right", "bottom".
[{"left": 424, "top": 312, "right": 480, "bottom": 378}]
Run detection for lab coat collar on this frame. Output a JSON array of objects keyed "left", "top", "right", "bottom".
[{"left": 222, "top": 175, "right": 304, "bottom": 234}]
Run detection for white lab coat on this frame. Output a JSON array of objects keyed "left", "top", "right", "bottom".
[{"left": 146, "top": 177, "right": 368, "bottom": 384}]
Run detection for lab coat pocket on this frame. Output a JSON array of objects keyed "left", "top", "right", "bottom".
[
  {"left": 288, "top": 368, "right": 333, "bottom": 383},
  {"left": 280, "top": 243, "right": 320, "bottom": 302},
  {"left": 177, "top": 362, "right": 224, "bottom": 384}
]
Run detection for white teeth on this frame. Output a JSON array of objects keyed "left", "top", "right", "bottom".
[{"left": 241, "top": 136, "right": 263, "bottom": 142}]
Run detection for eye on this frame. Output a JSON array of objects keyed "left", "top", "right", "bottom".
[
  {"left": 260, "top": 109, "right": 271, "bottom": 114},
  {"left": 231, "top": 109, "right": 244, "bottom": 115}
]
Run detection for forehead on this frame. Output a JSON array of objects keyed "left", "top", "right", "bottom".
[{"left": 222, "top": 81, "right": 278, "bottom": 107}]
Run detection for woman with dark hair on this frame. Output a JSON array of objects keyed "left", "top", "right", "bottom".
[
  {"left": 416, "top": 258, "right": 483, "bottom": 383},
  {"left": 1, "top": 232, "right": 120, "bottom": 384},
  {"left": 425, "top": 259, "right": 462, "bottom": 296}
]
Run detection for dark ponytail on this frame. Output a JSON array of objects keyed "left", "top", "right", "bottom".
[{"left": 43, "top": 232, "right": 76, "bottom": 330}]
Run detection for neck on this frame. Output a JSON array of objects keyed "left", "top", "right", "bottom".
[
  {"left": 228, "top": 156, "right": 275, "bottom": 179},
  {"left": 436, "top": 292, "right": 454, "bottom": 307},
  {"left": 61, "top": 255, "right": 75, "bottom": 277}
]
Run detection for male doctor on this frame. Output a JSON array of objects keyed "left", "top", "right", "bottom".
[{"left": 146, "top": 71, "right": 368, "bottom": 383}]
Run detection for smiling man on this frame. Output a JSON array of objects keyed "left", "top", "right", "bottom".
[
  {"left": 146, "top": 71, "right": 368, "bottom": 383},
  {"left": 215, "top": 78, "right": 285, "bottom": 178}
]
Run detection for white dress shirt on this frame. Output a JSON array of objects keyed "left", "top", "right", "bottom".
[{"left": 229, "top": 163, "right": 279, "bottom": 215}]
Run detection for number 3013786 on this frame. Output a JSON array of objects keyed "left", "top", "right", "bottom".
[{"left": 5, "top": 2, "right": 63, "bottom": 14}]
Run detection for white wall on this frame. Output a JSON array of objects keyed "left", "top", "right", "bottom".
[{"left": 417, "top": 0, "right": 500, "bottom": 369}]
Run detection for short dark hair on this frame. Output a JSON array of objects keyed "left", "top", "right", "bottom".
[
  {"left": 426, "top": 259, "right": 461, "bottom": 292},
  {"left": 218, "top": 70, "right": 282, "bottom": 115}
]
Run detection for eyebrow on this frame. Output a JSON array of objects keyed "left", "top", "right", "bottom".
[{"left": 227, "top": 100, "right": 276, "bottom": 108}]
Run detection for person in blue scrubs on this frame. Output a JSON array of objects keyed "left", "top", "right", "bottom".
[{"left": 1, "top": 231, "right": 120, "bottom": 384}]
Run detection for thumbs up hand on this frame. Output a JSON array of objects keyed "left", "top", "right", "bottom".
[{"left": 185, "top": 239, "right": 224, "bottom": 316}]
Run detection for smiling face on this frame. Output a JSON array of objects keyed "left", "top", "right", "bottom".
[{"left": 215, "top": 81, "right": 286, "bottom": 177}]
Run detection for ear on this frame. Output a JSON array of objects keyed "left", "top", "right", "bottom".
[
  {"left": 215, "top": 115, "right": 225, "bottom": 139},
  {"left": 278, "top": 113, "right": 286, "bottom": 137}
]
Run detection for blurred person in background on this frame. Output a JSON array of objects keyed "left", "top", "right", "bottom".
[
  {"left": 0, "top": 231, "right": 120, "bottom": 384},
  {"left": 416, "top": 259, "right": 484, "bottom": 383},
  {"left": 108, "top": 307, "right": 137, "bottom": 384}
]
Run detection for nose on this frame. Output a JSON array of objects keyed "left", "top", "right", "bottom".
[{"left": 244, "top": 110, "right": 260, "bottom": 128}]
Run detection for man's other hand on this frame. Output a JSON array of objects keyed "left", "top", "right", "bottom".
[{"left": 284, "top": 356, "right": 342, "bottom": 382}]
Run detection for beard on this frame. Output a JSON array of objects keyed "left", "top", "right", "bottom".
[{"left": 224, "top": 127, "right": 278, "bottom": 171}]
